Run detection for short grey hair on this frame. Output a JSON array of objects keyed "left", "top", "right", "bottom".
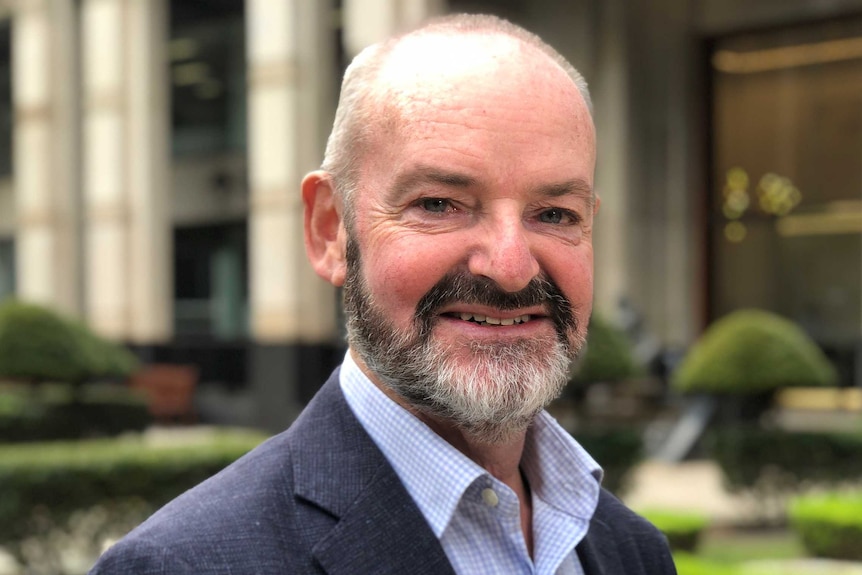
[{"left": 321, "top": 13, "right": 593, "bottom": 222}]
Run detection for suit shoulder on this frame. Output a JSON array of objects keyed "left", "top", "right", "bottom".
[
  {"left": 90, "top": 537, "right": 195, "bottom": 574},
  {"left": 91, "top": 431, "right": 307, "bottom": 573},
  {"left": 589, "top": 488, "right": 678, "bottom": 574}
]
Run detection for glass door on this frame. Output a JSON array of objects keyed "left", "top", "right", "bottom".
[{"left": 710, "top": 18, "right": 862, "bottom": 384}]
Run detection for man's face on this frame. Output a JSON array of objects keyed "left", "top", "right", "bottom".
[{"left": 341, "top": 35, "right": 597, "bottom": 439}]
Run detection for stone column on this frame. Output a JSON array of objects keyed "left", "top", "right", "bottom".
[
  {"left": 246, "top": 0, "right": 338, "bottom": 431},
  {"left": 81, "top": 0, "right": 171, "bottom": 342},
  {"left": 592, "top": 0, "right": 630, "bottom": 320},
  {"left": 12, "top": 0, "right": 82, "bottom": 316}
]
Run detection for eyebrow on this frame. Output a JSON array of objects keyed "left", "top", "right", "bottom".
[
  {"left": 386, "top": 165, "right": 594, "bottom": 205},
  {"left": 531, "top": 178, "right": 595, "bottom": 206},
  {"left": 385, "top": 166, "right": 477, "bottom": 203}
]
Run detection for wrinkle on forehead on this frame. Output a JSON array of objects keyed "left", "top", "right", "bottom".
[{"left": 362, "top": 32, "right": 594, "bottom": 156}]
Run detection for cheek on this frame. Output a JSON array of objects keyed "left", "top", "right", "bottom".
[
  {"left": 549, "top": 250, "right": 594, "bottom": 305},
  {"left": 361, "top": 236, "right": 455, "bottom": 314}
]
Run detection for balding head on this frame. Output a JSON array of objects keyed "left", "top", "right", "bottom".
[{"left": 321, "top": 14, "right": 593, "bottom": 221}]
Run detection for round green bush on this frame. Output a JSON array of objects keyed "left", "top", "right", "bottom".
[
  {"left": 640, "top": 509, "right": 709, "bottom": 552},
  {"left": 0, "top": 300, "right": 138, "bottom": 384},
  {"left": 573, "top": 313, "right": 641, "bottom": 384},
  {"left": 672, "top": 309, "right": 836, "bottom": 395},
  {"left": 788, "top": 491, "right": 862, "bottom": 561},
  {"left": 0, "top": 300, "right": 88, "bottom": 383}
]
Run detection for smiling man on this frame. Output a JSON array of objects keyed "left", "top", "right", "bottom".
[{"left": 91, "top": 14, "right": 676, "bottom": 575}]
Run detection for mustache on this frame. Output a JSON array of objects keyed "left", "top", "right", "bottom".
[{"left": 414, "top": 271, "right": 577, "bottom": 340}]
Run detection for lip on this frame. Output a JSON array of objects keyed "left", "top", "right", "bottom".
[
  {"left": 437, "top": 304, "right": 549, "bottom": 320},
  {"left": 437, "top": 303, "right": 551, "bottom": 339},
  {"left": 433, "top": 316, "right": 554, "bottom": 343}
]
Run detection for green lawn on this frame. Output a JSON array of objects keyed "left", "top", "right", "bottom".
[
  {"left": 675, "top": 526, "right": 862, "bottom": 575},
  {"left": 698, "top": 527, "right": 805, "bottom": 564}
]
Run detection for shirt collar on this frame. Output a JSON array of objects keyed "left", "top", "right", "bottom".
[{"left": 339, "top": 350, "right": 603, "bottom": 535}]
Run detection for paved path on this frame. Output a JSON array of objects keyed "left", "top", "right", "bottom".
[{"left": 622, "top": 459, "right": 750, "bottom": 523}]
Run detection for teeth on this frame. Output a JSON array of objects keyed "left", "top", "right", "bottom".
[{"left": 455, "top": 313, "right": 532, "bottom": 325}]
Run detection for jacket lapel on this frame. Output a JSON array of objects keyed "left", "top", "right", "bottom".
[
  {"left": 311, "top": 465, "right": 456, "bottom": 575},
  {"left": 576, "top": 529, "right": 610, "bottom": 575},
  {"left": 290, "top": 373, "right": 455, "bottom": 575}
]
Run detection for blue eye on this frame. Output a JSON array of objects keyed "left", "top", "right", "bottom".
[
  {"left": 539, "top": 209, "right": 566, "bottom": 224},
  {"left": 421, "top": 198, "right": 450, "bottom": 213}
]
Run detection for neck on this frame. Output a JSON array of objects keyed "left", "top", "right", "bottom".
[
  {"left": 417, "top": 408, "right": 535, "bottom": 558},
  {"left": 354, "top": 350, "right": 536, "bottom": 557}
]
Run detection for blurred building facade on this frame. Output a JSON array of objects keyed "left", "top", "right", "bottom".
[{"left": 0, "top": 0, "right": 860, "bottom": 430}]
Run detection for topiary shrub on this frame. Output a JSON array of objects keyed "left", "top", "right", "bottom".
[
  {"left": 573, "top": 313, "right": 642, "bottom": 385},
  {"left": 67, "top": 318, "right": 139, "bottom": 381},
  {"left": 0, "top": 299, "right": 139, "bottom": 387},
  {"left": 563, "top": 315, "right": 647, "bottom": 495},
  {"left": 0, "top": 300, "right": 89, "bottom": 384},
  {"left": 672, "top": 309, "right": 836, "bottom": 395},
  {"left": 0, "top": 301, "right": 144, "bottom": 439},
  {"left": 640, "top": 509, "right": 710, "bottom": 552},
  {"left": 788, "top": 491, "right": 862, "bottom": 561}
]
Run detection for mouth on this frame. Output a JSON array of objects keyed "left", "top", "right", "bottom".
[{"left": 442, "top": 312, "right": 535, "bottom": 327}]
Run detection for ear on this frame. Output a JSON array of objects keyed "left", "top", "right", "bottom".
[
  {"left": 302, "top": 171, "right": 347, "bottom": 286},
  {"left": 593, "top": 193, "right": 601, "bottom": 217}
]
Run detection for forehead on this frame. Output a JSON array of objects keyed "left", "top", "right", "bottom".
[
  {"left": 356, "top": 33, "right": 595, "bottom": 191},
  {"left": 375, "top": 32, "right": 586, "bottom": 120}
]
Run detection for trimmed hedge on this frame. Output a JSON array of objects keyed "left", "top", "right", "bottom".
[
  {"left": 710, "top": 428, "right": 862, "bottom": 492},
  {"left": 0, "top": 383, "right": 151, "bottom": 441},
  {"left": 789, "top": 491, "right": 862, "bottom": 561},
  {"left": 640, "top": 509, "right": 710, "bottom": 552},
  {"left": 0, "top": 429, "right": 267, "bottom": 542},
  {"left": 709, "top": 427, "right": 862, "bottom": 523},
  {"left": 672, "top": 309, "right": 836, "bottom": 395}
]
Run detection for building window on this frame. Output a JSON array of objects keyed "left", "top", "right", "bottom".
[
  {"left": 0, "top": 238, "right": 14, "bottom": 301},
  {"left": 170, "top": 0, "right": 245, "bottom": 157},
  {"left": 710, "top": 18, "right": 862, "bottom": 383},
  {"left": 0, "top": 20, "right": 12, "bottom": 177},
  {"left": 174, "top": 222, "right": 248, "bottom": 339}
]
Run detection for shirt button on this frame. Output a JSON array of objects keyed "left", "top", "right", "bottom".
[{"left": 481, "top": 488, "right": 499, "bottom": 507}]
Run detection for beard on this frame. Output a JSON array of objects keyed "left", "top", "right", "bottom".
[{"left": 342, "top": 236, "right": 585, "bottom": 443}]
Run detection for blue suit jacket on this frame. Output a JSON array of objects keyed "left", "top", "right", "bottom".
[{"left": 90, "top": 369, "right": 676, "bottom": 574}]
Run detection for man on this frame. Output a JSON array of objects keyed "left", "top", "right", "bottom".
[{"left": 91, "top": 13, "right": 676, "bottom": 575}]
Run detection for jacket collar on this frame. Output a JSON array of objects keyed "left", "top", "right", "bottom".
[{"left": 289, "top": 371, "right": 456, "bottom": 575}]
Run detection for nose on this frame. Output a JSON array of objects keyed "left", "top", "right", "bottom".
[{"left": 467, "top": 213, "right": 540, "bottom": 293}]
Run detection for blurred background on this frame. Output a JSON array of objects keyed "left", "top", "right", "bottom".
[
  {"left": 1, "top": 0, "right": 862, "bottom": 573},
  {"left": 0, "top": 0, "right": 860, "bottom": 425}
]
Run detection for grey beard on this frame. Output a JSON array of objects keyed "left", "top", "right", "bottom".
[{"left": 343, "top": 236, "right": 584, "bottom": 443}]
